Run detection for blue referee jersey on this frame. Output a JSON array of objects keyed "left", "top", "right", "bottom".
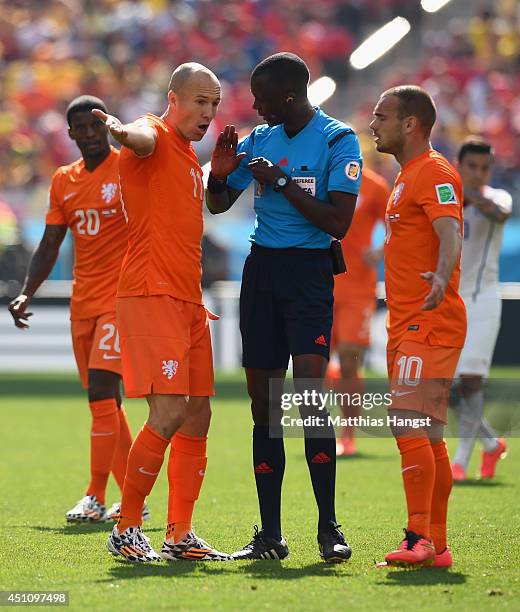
[{"left": 227, "top": 107, "right": 362, "bottom": 249}]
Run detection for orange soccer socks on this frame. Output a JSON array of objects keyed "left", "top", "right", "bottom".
[
  {"left": 86, "top": 399, "right": 120, "bottom": 505},
  {"left": 430, "top": 439, "right": 453, "bottom": 553},
  {"left": 110, "top": 406, "right": 133, "bottom": 493},
  {"left": 118, "top": 424, "right": 169, "bottom": 532},
  {"left": 396, "top": 434, "right": 436, "bottom": 539},
  {"left": 166, "top": 433, "right": 207, "bottom": 543}
]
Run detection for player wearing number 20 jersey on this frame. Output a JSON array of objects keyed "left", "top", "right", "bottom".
[
  {"left": 9, "top": 96, "right": 135, "bottom": 524},
  {"left": 46, "top": 145, "right": 127, "bottom": 385}
]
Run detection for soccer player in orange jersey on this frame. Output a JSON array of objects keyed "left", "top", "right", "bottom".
[
  {"left": 370, "top": 86, "right": 466, "bottom": 568},
  {"left": 8, "top": 96, "right": 137, "bottom": 524},
  {"left": 95, "top": 63, "right": 230, "bottom": 562},
  {"left": 331, "top": 167, "right": 390, "bottom": 456}
]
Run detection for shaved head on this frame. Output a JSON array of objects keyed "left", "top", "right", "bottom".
[
  {"left": 168, "top": 62, "right": 219, "bottom": 94},
  {"left": 164, "top": 62, "right": 221, "bottom": 142}
]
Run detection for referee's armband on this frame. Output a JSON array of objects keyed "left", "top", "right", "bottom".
[{"left": 207, "top": 173, "right": 228, "bottom": 194}]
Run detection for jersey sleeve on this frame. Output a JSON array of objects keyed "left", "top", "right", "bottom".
[
  {"left": 45, "top": 172, "right": 66, "bottom": 225},
  {"left": 132, "top": 115, "right": 160, "bottom": 159},
  {"left": 226, "top": 130, "right": 256, "bottom": 191},
  {"left": 327, "top": 131, "right": 363, "bottom": 195},
  {"left": 415, "top": 163, "right": 463, "bottom": 224}
]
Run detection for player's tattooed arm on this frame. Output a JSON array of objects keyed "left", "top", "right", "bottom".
[
  {"left": 206, "top": 125, "right": 246, "bottom": 214},
  {"left": 464, "top": 188, "right": 511, "bottom": 223},
  {"left": 8, "top": 224, "right": 67, "bottom": 329},
  {"left": 421, "top": 217, "right": 462, "bottom": 311},
  {"left": 91, "top": 109, "right": 157, "bottom": 157}
]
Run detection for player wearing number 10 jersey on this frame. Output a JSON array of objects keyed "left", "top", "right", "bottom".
[
  {"left": 370, "top": 86, "right": 466, "bottom": 569},
  {"left": 8, "top": 96, "right": 136, "bottom": 524}
]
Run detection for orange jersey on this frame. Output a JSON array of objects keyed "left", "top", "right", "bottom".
[
  {"left": 45, "top": 147, "right": 127, "bottom": 320},
  {"left": 117, "top": 114, "right": 204, "bottom": 304},
  {"left": 335, "top": 167, "right": 390, "bottom": 302},
  {"left": 384, "top": 149, "right": 466, "bottom": 350}
]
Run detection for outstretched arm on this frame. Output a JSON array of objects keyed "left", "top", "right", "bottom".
[
  {"left": 91, "top": 109, "right": 157, "bottom": 157},
  {"left": 8, "top": 224, "right": 67, "bottom": 328},
  {"left": 421, "top": 217, "right": 462, "bottom": 311},
  {"left": 464, "top": 187, "right": 511, "bottom": 223}
]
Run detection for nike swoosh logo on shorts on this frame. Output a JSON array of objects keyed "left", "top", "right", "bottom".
[
  {"left": 138, "top": 466, "right": 160, "bottom": 476},
  {"left": 393, "top": 390, "right": 416, "bottom": 397},
  {"left": 102, "top": 354, "right": 120, "bottom": 360}
]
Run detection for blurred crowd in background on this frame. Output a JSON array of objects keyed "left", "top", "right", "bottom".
[{"left": 0, "top": 0, "right": 519, "bottom": 291}]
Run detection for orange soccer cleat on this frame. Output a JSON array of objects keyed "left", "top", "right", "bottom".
[
  {"left": 384, "top": 530, "right": 436, "bottom": 567},
  {"left": 479, "top": 438, "right": 507, "bottom": 479}
]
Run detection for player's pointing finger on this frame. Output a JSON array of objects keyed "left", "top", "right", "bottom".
[{"left": 91, "top": 108, "right": 108, "bottom": 122}]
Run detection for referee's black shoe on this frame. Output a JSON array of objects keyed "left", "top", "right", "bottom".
[
  {"left": 232, "top": 525, "right": 289, "bottom": 560},
  {"left": 318, "top": 522, "right": 352, "bottom": 563}
]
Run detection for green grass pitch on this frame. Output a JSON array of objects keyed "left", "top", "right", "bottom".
[{"left": 0, "top": 371, "right": 518, "bottom": 610}]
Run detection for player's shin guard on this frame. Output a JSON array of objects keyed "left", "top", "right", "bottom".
[
  {"left": 396, "top": 434, "right": 435, "bottom": 539},
  {"left": 118, "top": 424, "right": 169, "bottom": 532},
  {"left": 304, "top": 414, "right": 337, "bottom": 530},
  {"left": 111, "top": 406, "right": 133, "bottom": 492},
  {"left": 430, "top": 440, "right": 453, "bottom": 554},
  {"left": 167, "top": 432, "right": 207, "bottom": 543},
  {"left": 87, "top": 399, "right": 120, "bottom": 505}
]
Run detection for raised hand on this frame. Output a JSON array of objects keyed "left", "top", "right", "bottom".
[
  {"left": 8, "top": 294, "right": 33, "bottom": 329},
  {"left": 210, "top": 125, "right": 246, "bottom": 179},
  {"left": 91, "top": 109, "right": 128, "bottom": 144}
]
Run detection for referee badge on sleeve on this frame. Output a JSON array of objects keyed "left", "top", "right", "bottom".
[{"left": 345, "top": 161, "right": 361, "bottom": 181}]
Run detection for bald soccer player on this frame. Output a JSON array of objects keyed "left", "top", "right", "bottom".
[{"left": 95, "top": 64, "right": 230, "bottom": 562}]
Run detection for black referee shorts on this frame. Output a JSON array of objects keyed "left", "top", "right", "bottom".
[{"left": 240, "top": 244, "right": 334, "bottom": 370}]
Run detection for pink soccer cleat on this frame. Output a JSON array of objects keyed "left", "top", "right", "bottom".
[
  {"left": 479, "top": 438, "right": 507, "bottom": 479},
  {"left": 384, "top": 530, "right": 436, "bottom": 568},
  {"left": 452, "top": 463, "right": 466, "bottom": 482}
]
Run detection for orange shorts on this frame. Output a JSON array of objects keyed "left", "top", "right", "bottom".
[
  {"left": 387, "top": 340, "right": 461, "bottom": 424},
  {"left": 332, "top": 297, "right": 376, "bottom": 348},
  {"left": 116, "top": 295, "right": 215, "bottom": 398},
  {"left": 71, "top": 312, "right": 122, "bottom": 389}
]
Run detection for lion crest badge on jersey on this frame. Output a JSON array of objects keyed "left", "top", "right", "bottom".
[
  {"left": 101, "top": 182, "right": 118, "bottom": 204},
  {"left": 162, "top": 359, "right": 179, "bottom": 380},
  {"left": 435, "top": 183, "right": 458, "bottom": 205},
  {"left": 345, "top": 160, "right": 361, "bottom": 181}
]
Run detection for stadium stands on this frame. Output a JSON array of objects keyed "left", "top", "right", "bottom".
[{"left": 0, "top": 0, "right": 518, "bottom": 285}]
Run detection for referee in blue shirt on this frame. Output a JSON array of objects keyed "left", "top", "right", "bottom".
[{"left": 207, "top": 53, "right": 362, "bottom": 562}]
